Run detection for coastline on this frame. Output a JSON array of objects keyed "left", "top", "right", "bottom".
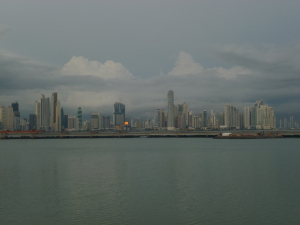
[{"left": 1, "top": 130, "right": 300, "bottom": 140}]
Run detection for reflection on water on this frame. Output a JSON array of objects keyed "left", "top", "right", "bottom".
[{"left": 0, "top": 139, "right": 300, "bottom": 225}]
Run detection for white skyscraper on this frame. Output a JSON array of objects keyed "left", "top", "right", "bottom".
[
  {"left": 224, "top": 103, "right": 230, "bottom": 128},
  {"left": 243, "top": 107, "right": 251, "bottom": 129},
  {"left": 167, "top": 90, "right": 175, "bottom": 130}
]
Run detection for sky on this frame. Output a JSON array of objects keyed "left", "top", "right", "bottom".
[{"left": 1, "top": 0, "right": 300, "bottom": 121}]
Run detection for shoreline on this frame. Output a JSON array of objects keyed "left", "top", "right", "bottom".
[{"left": 1, "top": 130, "right": 300, "bottom": 140}]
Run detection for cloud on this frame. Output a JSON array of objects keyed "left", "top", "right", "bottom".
[
  {"left": 168, "top": 51, "right": 203, "bottom": 76},
  {"left": 1, "top": 47, "right": 300, "bottom": 121},
  {"left": 60, "top": 56, "right": 134, "bottom": 80}
]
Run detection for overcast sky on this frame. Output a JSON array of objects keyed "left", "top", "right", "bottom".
[{"left": 1, "top": 0, "right": 300, "bottom": 121}]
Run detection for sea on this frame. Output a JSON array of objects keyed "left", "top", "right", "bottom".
[{"left": 0, "top": 138, "right": 300, "bottom": 225}]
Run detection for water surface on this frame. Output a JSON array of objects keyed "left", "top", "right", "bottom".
[{"left": 0, "top": 138, "right": 299, "bottom": 224}]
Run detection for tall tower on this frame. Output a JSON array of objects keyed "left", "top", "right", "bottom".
[
  {"left": 113, "top": 102, "right": 125, "bottom": 125},
  {"left": 12, "top": 101, "right": 20, "bottom": 117},
  {"left": 167, "top": 90, "right": 174, "bottom": 130},
  {"left": 224, "top": 103, "right": 230, "bottom": 128},
  {"left": 50, "top": 92, "right": 58, "bottom": 127},
  {"left": 39, "top": 94, "right": 50, "bottom": 131},
  {"left": 243, "top": 107, "right": 251, "bottom": 129},
  {"left": 50, "top": 92, "right": 61, "bottom": 131},
  {"left": 77, "top": 107, "right": 82, "bottom": 127},
  {"left": 157, "top": 108, "right": 165, "bottom": 128}
]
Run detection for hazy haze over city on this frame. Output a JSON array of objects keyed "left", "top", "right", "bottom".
[{"left": 1, "top": 0, "right": 300, "bottom": 120}]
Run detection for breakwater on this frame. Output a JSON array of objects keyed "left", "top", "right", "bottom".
[{"left": 1, "top": 130, "right": 300, "bottom": 140}]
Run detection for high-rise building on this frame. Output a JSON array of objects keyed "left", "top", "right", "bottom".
[
  {"left": 29, "top": 114, "right": 37, "bottom": 130},
  {"left": 167, "top": 90, "right": 174, "bottom": 130},
  {"left": 219, "top": 112, "right": 224, "bottom": 127},
  {"left": 61, "top": 108, "right": 65, "bottom": 130},
  {"left": 0, "top": 105, "right": 14, "bottom": 130},
  {"left": 284, "top": 118, "right": 288, "bottom": 129},
  {"left": 50, "top": 92, "right": 61, "bottom": 131},
  {"left": 55, "top": 100, "right": 61, "bottom": 132},
  {"left": 91, "top": 113, "right": 100, "bottom": 130},
  {"left": 12, "top": 101, "right": 20, "bottom": 118},
  {"left": 103, "top": 116, "right": 111, "bottom": 129},
  {"left": 239, "top": 113, "right": 244, "bottom": 130},
  {"left": 113, "top": 102, "right": 125, "bottom": 125},
  {"left": 243, "top": 107, "right": 251, "bottom": 129},
  {"left": 225, "top": 103, "right": 230, "bottom": 128},
  {"left": 36, "top": 94, "right": 50, "bottom": 131},
  {"left": 157, "top": 109, "right": 165, "bottom": 128},
  {"left": 136, "top": 118, "right": 141, "bottom": 129},
  {"left": 77, "top": 107, "right": 82, "bottom": 127},
  {"left": 290, "top": 116, "right": 294, "bottom": 129},
  {"left": 224, "top": 103, "right": 239, "bottom": 128},
  {"left": 202, "top": 110, "right": 207, "bottom": 127}
]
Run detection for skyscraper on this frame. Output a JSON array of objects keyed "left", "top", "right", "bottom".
[
  {"left": 167, "top": 90, "right": 175, "bottom": 130},
  {"left": 12, "top": 101, "right": 20, "bottom": 118},
  {"left": 50, "top": 92, "right": 61, "bottom": 131},
  {"left": 38, "top": 94, "right": 50, "bottom": 131},
  {"left": 224, "top": 103, "right": 230, "bottom": 128},
  {"left": 157, "top": 108, "right": 165, "bottom": 128},
  {"left": 113, "top": 102, "right": 125, "bottom": 125},
  {"left": 0, "top": 105, "right": 14, "bottom": 130},
  {"left": 243, "top": 107, "right": 251, "bottom": 129},
  {"left": 29, "top": 114, "right": 37, "bottom": 130},
  {"left": 202, "top": 110, "right": 207, "bottom": 127},
  {"left": 77, "top": 107, "right": 82, "bottom": 127}
]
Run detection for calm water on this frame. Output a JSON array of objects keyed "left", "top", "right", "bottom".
[{"left": 0, "top": 138, "right": 300, "bottom": 225}]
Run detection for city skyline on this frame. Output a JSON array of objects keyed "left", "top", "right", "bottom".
[
  {"left": 1, "top": 90, "right": 299, "bottom": 131},
  {"left": 1, "top": 1, "right": 300, "bottom": 121}
]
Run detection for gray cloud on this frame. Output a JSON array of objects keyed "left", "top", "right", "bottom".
[{"left": 1, "top": 46, "right": 300, "bottom": 122}]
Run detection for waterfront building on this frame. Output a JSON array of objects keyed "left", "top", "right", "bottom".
[
  {"left": 55, "top": 100, "right": 61, "bottom": 132},
  {"left": 192, "top": 116, "right": 197, "bottom": 128},
  {"left": 188, "top": 110, "right": 193, "bottom": 128},
  {"left": 284, "top": 118, "right": 288, "bottom": 129},
  {"left": 239, "top": 113, "right": 244, "bottom": 130},
  {"left": 14, "top": 117, "right": 20, "bottom": 130},
  {"left": 61, "top": 108, "right": 65, "bottom": 131},
  {"left": 224, "top": 103, "right": 239, "bottom": 128},
  {"left": 219, "top": 112, "right": 224, "bottom": 127},
  {"left": 63, "top": 114, "right": 68, "bottom": 129},
  {"left": 251, "top": 106, "right": 257, "bottom": 129},
  {"left": 225, "top": 103, "right": 230, "bottom": 128},
  {"left": 77, "top": 107, "right": 82, "bottom": 127},
  {"left": 243, "top": 107, "right": 251, "bottom": 129},
  {"left": 50, "top": 92, "right": 61, "bottom": 132},
  {"left": 103, "top": 116, "right": 111, "bottom": 129},
  {"left": 0, "top": 105, "right": 14, "bottom": 130},
  {"left": 136, "top": 118, "right": 141, "bottom": 129},
  {"left": 178, "top": 113, "right": 186, "bottom": 129},
  {"left": 113, "top": 102, "right": 125, "bottom": 125},
  {"left": 91, "top": 113, "right": 100, "bottom": 130},
  {"left": 202, "top": 110, "right": 207, "bottom": 128},
  {"left": 290, "top": 116, "right": 294, "bottom": 129},
  {"left": 183, "top": 102, "right": 188, "bottom": 125},
  {"left": 174, "top": 105, "right": 178, "bottom": 128},
  {"left": 157, "top": 109, "right": 165, "bottom": 128},
  {"left": 36, "top": 94, "right": 50, "bottom": 131},
  {"left": 29, "top": 114, "right": 37, "bottom": 130},
  {"left": 12, "top": 101, "right": 20, "bottom": 118},
  {"left": 167, "top": 90, "right": 175, "bottom": 130},
  {"left": 197, "top": 113, "right": 202, "bottom": 128}
]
